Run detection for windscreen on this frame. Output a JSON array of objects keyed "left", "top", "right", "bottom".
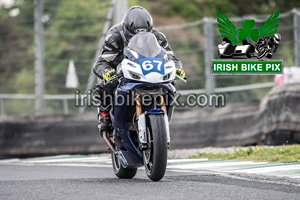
[{"left": 128, "top": 32, "right": 162, "bottom": 58}]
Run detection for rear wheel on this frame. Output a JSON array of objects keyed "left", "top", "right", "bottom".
[
  {"left": 246, "top": 45, "right": 254, "bottom": 58},
  {"left": 111, "top": 152, "right": 137, "bottom": 179},
  {"left": 143, "top": 114, "right": 168, "bottom": 181}
]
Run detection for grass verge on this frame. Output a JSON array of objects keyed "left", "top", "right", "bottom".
[{"left": 189, "top": 145, "right": 300, "bottom": 163}]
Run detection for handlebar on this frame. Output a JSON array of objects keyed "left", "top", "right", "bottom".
[{"left": 104, "top": 74, "right": 187, "bottom": 85}]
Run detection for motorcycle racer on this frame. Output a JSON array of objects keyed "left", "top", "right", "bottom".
[
  {"left": 93, "top": 6, "right": 186, "bottom": 133},
  {"left": 254, "top": 33, "right": 281, "bottom": 58}
]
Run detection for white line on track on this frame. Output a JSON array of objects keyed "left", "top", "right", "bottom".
[
  {"left": 0, "top": 158, "right": 20, "bottom": 163},
  {"left": 167, "top": 158, "right": 209, "bottom": 163},
  {"left": 168, "top": 169, "right": 300, "bottom": 187},
  {"left": 232, "top": 164, "right": 300, "bottom": 173},
  {"left": 23, "top": 157, "right": 111, "bottom": 164},
  {"left": 167, "top": 161, "right": 267, "bottom": 169},
  {"left": 1, "top": 155, "right": 299, "bottom": 181}
]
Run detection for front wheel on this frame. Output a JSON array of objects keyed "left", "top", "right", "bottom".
[
  {"left": 111, "top": 152, "right": 137, "bottom": 179},
  {"left": 143, "top": 114, "right": 168, "bottom": 181},
  {"left": 257, "top": 47, "right": 268, "bottom": 59}
]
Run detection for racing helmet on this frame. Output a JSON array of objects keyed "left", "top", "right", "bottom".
[
  {"left": 122, "top": 6, "right": 153, "bottom": 42},
  {"left": 274, "top": 33, "right": 281, "bottom": 44}
]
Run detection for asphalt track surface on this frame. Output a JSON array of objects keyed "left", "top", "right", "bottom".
[{"left": 1, "top": 164, "right": 300, "bottom": 200}]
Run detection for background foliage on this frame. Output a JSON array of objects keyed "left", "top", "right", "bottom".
[
  {"left": 1, "top": 0, "right": 299, "bottom": 94},
  {"left": 0, "top": 0, "right": 299, "bottom": 115}
]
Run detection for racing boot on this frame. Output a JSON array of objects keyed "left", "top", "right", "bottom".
[
  {"left": 94, "top": 81, "right": 115, "bottom": 135},
  {"left": 98, "top": 111, "right": 112, "bottom": 135}
]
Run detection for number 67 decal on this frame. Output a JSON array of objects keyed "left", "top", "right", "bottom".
[{"left": 139, "top": 58, "right": 165, "bottom": 75}]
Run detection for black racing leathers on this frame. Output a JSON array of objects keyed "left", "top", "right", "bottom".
[
  {"left": 93, "top": 24, "right": 183, "bottom": 114},
  {"left": 93, "top": 23, "right": 183, "bottom": 79}
]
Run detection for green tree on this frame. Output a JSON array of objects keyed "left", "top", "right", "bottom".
[
  {"left": 144, "top": 0, "right": 300, "bottom": 21},
  {"left": 43, "top": 0, "right": 110, "bottom": 94},
  {"left": 0, "top": 0, "right": 35, "bottom": 93}
]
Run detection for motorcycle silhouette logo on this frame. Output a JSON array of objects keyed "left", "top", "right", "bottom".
[{"left": 217, "top": 10, "right": 281, "bottom": 59}]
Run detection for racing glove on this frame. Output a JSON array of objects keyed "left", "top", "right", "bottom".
[
  {"left": 102, "top": 68, "right": 117, "bottom": 82},
  {"left": 176, "top": 68, "right": 187, "bottom": 80}
]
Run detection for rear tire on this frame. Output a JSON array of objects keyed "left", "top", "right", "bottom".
[
  {"left": 246, "top": 45, "right": 254, "bottom": 58},
  {"left": 111, "top": 152, "right": 137, "bottom": 179},
  {"left": 143, "top": 115, "right": 168, "bottom": 181}
]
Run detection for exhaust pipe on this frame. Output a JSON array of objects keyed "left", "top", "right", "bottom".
[{"left": 102, "top": 131, "right": 117, "bottom": 155}]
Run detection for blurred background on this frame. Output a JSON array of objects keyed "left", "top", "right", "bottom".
[
  {"left": 0, "top": 0, "right": 300, "bottom": 117},
  {"left": 1, "top": 0, "right": 300, "bottom": 157}
]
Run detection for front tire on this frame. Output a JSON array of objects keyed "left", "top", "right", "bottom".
[
  {"left": 143, "top": 114, "right": 168, "bottom": 181},
  {"left": 257, "top": 47, "right": 268, "bottom": 59},
  {"left": 266, "top": 53, "right": 273, "bottom": 58},
  {"left": 111, "top": 152, "right": 137, "bottom": 179}
]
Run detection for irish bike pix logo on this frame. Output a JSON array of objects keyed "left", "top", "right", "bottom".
[{"left": 212, "top": 10, "right": 283, "bottom": 75}]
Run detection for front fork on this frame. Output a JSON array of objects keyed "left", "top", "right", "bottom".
[{"left": 136, "top": 95, "right": 170, "bottom": 149}]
